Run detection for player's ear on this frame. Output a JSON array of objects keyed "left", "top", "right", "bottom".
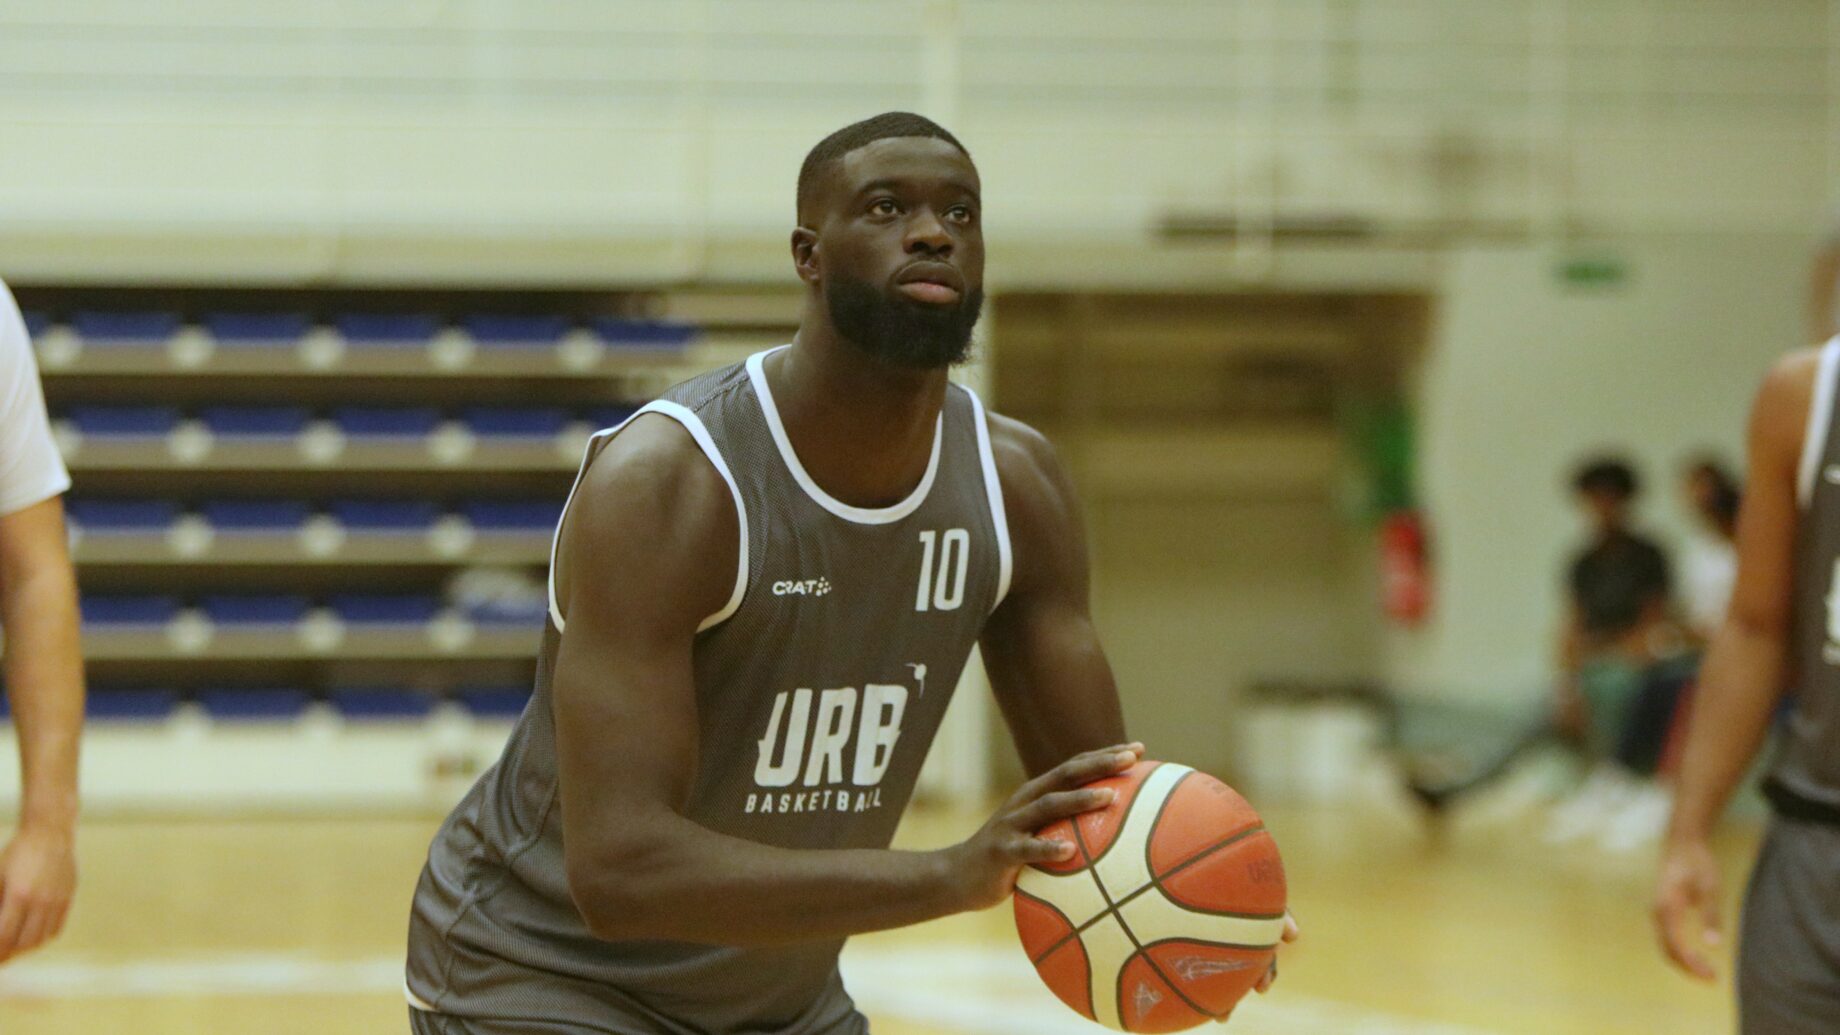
[{"left": 791, "top": 227, "right": 821, "bottom": 286}]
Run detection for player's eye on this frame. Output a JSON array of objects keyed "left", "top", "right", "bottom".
[
  {"left": 869, "top": 198, "right": 899, "bottom": 216},
  {"left": 946, "top": 204, "right": 975, "bottom": 224}
]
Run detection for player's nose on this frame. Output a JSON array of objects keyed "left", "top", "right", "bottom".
[{"left": 904, "top": 209, "right": 953, "bottom": 255}]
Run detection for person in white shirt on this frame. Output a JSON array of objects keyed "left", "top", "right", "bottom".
[
  {"left": 0, "top": 280, "right": 82, "bottom": 964},
  {"left": 1680, "top": 457, "right": 1740, "bottom": 640}
]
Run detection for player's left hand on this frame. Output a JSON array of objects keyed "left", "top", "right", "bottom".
[
  {"left": 0, "top": 823, "right": 76, "bottom": 964},
  {"left": 1253, "top": 911, "right": 1300, "bottom": 995}
]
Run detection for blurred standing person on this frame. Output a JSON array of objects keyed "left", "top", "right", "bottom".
[
  {"left": 0, "top": 280, "right": 82, "bottom": 964},
  {"left": 1546, "top": 456, "right": 1675, "bottom": 843},
  {"left": 1654, "top": 329, "right": 1840, "bottom": 1028}
]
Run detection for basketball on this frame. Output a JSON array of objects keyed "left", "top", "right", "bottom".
[{"left": 1013, "top": 761, "right": 1287, "bottom": 1032}]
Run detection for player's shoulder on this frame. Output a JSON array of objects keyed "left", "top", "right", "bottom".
[
  {"left": 983, "top": 410, "right": 1080, "bottom": 543},
  {"left": 557, "top": 411, "right": 738, "bottom": 624},
  {"left": 1753, "top": 344, "right": 1828, "bottom": 436},
  {"left": 573, "top": 412, "right": 732, "bottom": 534},
  {"left": 1763, "top": 342, "right": 1827, "bottom": 395},
  {"left": 985, "top": 410, "right": 1063, "bottom": 487}
]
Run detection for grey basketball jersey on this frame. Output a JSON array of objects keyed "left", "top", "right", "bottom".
[
  {"left": 1773, "top": 336, "right": 1840, "bottom": 806},
  {"left": 405, "top": 346, "right": 1013, "bottom": 1033}
]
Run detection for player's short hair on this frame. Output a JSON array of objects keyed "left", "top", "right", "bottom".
[
  {"left": 797, "top": 112, "right": 971, "bottom": 223},
  {"left": 1573, "top": 456, "right": 1640, "bottom": 500}
]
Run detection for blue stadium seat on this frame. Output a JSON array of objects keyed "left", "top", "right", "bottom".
[
  {"left": 66, "top": 405, "right": 180, "bottom": 437},
  {"left": 70, "top": 311, "right": 180, "bottom": 343},
  {"left": 81, "top": 595, "right": 181, "bottom": 625},
  {"left": 463, "top": 406, "right": 570, "bottom": 438},
  {"left": 67, "top": 499, "right": 180, "bottom": 532},
  {"left": 584, "top": 404, "right": 640, "bottom": 430},
  {"left": 332, "top": 406, "right": 442, "bottom": 438},
  {"left": 460, "top": 500, "right": 563, "bottom": 532},
  {"left": 201, "top": 500, "right": 311, "bottom": 532},
  {"left": 199, "top": 405, "right": 312, "bottom": 438},
  {"left": 457, "top": 687, "right": 531, "bottom": 719},
  {"left": 330, "top": 689, "right": 436, "bottom": 720},
  {"left": 335, "top": 314, "right": 439, "bottom": 347},
  {"left": 86, "top": 689, "right": 179, "bottom": 721},
  {"left": 464, "top": 598, "right": 547, "bottom": 627},
  {"left": 590, "top": 317, "right": 696, "bottom": 349},
  {"left": 200, "top": 594, "right": 311, "bottom": 626},
  {"left": 197, "top": 688, "right": 311, "bottom": 721},
  {"left": 22, "top": 311, "right": 51, "bottom": 338},
  {"left": 330, "top": 594, "right": 440, "bottom": 625},
  {"left": 330, "top": 499, "right": 442, "bottom": 531},
  {"left": 463, "top": 315, "right": 570, "bottom": 348},
  {"left": 204, "top": 313, "right": 310, "bottom": 346}
]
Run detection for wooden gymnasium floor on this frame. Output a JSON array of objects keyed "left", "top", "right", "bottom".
[{"left": 0, "top": 801, "right": 1752, "bottom": 1035}]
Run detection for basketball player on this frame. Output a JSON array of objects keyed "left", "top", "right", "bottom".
[
  {"left": 405, "top": 112, "right": 1295, "bottom": 1034},
  {"left": 0, "top": 281, "right": 82, "bottom": 965},
  {"left": 1653, "top": 328, "right": 1840, "bottom": 1027}
]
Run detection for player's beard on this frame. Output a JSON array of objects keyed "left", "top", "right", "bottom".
[{"left": 825, "top": 272, "right": 983, "bottom": 370}]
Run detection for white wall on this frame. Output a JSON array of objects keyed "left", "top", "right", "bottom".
[
  {"left": 1394, "top": 233, "right": 1807, "bottom": 699},
  {"left": 0, "top": 1, "right": 1836, "bottom": 284}
]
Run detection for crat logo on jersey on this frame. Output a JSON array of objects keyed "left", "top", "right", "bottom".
[
  {"left": 745, "top": 681, "right": 907, "bottom": 816},
  {"left": 772, "top": 578, "right": 832, "bottom": 597}
]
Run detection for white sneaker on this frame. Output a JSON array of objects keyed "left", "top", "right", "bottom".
[
  {"left": 1543, "top": 767, "right": 1633, "bottom": 844},
  {"left": 1599, "top": 783, "right": 1672, "bottom": 854}
]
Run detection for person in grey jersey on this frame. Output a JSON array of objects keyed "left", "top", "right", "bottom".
[
  {"left": 1655, "top": 326, "right": 1840, "bottom": 1031},
  {"left": 405, "top": 112, "right": 1296, "bottom": 1035}
]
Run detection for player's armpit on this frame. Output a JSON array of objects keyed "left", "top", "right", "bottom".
[{"left": 979, "top": 413, "right": 1128, "bottom": 778}]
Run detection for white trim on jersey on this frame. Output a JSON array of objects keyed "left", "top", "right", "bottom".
[
  {"left": 404, "top": 976, "right": 437, "bottom": 1012},
  {"left": 963, "top": 386, "right": 1013, "bottom": 612},
  {"left": 546, "top": 400, "right": 749, "bottom": 634},
  {"left": 747, "top": 346, "right": 944, "bottom": 526},
  {"left": 1797, "top": 335, "right": 1840, "bottom": 510}
]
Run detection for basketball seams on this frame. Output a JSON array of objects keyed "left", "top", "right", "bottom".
[
  {"left": 1111, "top": 824, "right": 1283, "bottom": 920},
  {"left": 1148, "top": 831, "right": 1285, "bottom": 920},
  {"left": 1086, "top": 760, "right": 1164, "bottom": 868},
  {"left": 1028, "top": 798, "right": 1278, "bottom": 973},
  {"left": 1136, "top": 932, "right": 1282, "bottom": 955},
  {"left": 1143, "top": 773, "right": 1264, "bottom": 880},
  {"left": 1140, "top": 768, "right": 1192, "bottom": 882},
  {"left": 1014, "top": 888, "right": 1078, "bottom": 966},
  {"left": 1023, "top": 764, "right": 1285, "bottom": 1031},
  {"left": 1112, "top": 890, "right": 1218, "bottom": 1026}
]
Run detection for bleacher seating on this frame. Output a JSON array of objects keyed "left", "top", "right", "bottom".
[{"left": 21, "top": 297, "right": 745, "bottom": 730}]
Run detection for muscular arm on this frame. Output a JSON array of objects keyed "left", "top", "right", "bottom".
[
  {"left": 554, "top": 416, "right": 1125, "bottom": 946},
  {"left": 976, "top": 412, "right": 1299, "bottom": 986},
  {"left": 1656, "top": 349, "right": 1813, "bottom": 979},
  {"left": 978, "top": 415, "right": 1128, "bottom": 777},
  {"left": 1668, "top": 352, "right": 1811, "bottom": 842}
]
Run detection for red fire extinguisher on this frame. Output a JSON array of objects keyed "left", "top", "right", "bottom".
[{"left": 1379, "top": 509, "right": 1431, "bottom": 626}]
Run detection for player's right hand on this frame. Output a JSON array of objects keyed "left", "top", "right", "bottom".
[
  {"left": 943, "top": 742, "right": 1143, "bottom": 912},
  {"left": 1653, "top": 835, "right": 1723, "bottom": 981}
]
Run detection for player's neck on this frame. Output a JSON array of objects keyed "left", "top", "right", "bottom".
[{"left": 768, "top": 331, "right": 948, "bottom": 510}]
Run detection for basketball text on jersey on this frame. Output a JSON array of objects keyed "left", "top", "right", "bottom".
[{"left": 747, "top": 679, "right": 909, "bottom": 815}]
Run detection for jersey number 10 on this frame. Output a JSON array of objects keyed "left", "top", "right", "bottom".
[{"left": 916, "top": 529, "right": 970, "bottom": 612}]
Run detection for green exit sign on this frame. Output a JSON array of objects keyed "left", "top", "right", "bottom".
[{"left": 1558, "top": 257, "right": 1628, "bottom": 288}]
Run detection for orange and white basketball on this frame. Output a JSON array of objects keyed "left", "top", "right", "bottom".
[{"left": 1012, "top": 761, "right": 1287, "bottom": 1032}]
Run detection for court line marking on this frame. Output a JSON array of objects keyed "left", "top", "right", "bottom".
[{"left": 0, "top": 945, "right": 1508, "bottom": 1035}]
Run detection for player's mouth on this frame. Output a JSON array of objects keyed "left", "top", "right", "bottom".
[{"left": 895, "top": 263, "right": 964, "bottom": 305}]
